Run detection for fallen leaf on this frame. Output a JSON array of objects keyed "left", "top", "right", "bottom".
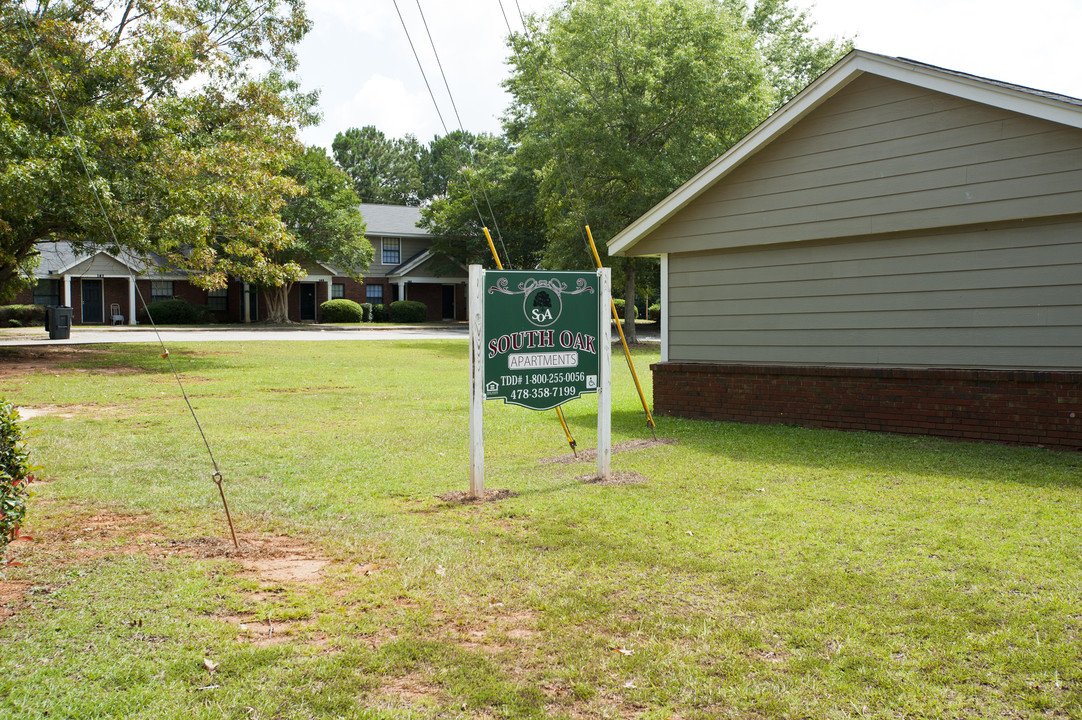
[
  {"left": 203, "top": 658, "right": 218, "bottom": 672},
  {"left": 435, "top": 566, "right": 446, "bottom": 577},
  {"left": 623, "top": 680, "right": 638, "bottom": 689},
  {"left": 616, "top": 647, "right": 634, "bottom": 656},
  {"left": 685, "top": 530, "right": 694, "bottom": 536}
]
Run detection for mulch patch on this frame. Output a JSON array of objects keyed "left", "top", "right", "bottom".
[
  {"left": 577, "top": 470, "right": 650, "bottom": 486},
  {"left": 436, "top": 488, "right": 518, "bottom": 504}
]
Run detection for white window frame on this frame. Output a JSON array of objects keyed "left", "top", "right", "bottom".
[
  {"left": 382, "top": 238, "right": 401, "bottom": 265},
  {"left": 366, "top": 284, "right": 383, "bottom": 305}
]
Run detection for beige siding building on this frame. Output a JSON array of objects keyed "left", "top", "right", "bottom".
[{"left": 610, "top": 51, "right": 1082, "bottom": 449}]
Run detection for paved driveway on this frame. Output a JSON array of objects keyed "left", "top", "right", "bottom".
[{"left": 0, "top": 324, "right": 470, "bottom": 346}]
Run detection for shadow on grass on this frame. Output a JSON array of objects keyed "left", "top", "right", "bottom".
[
  {"left": 566, "top": 407, "right": 1082, "bottom": 491},
  {"left": 0, "top": 344, "right": 231, "bottom": 376}
]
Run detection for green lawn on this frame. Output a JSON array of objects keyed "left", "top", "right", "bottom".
[{"left": 1, "top": 340, "right": 1080, "bottom": 719}]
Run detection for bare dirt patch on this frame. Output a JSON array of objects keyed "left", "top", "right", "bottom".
[
  {"left": 0, "top": 347, "right": 139, "bottom": 379},
  {"left": 0, "top": 580, "right": 31, "bottom": 620},
  {"left": 542, "top": 438, "right": 678, "bottom": 465},
  {"left": 17, "top": 404, "right": 124, "bottom": 420},
  {"left": 376, "top": 673, "right": 447, "bottom": 704},
  {"left": 157, "top": 534, "right": 331, "bottom": 584},
  {"left": 578, "top": 471, "right": 650, "bottom": 487},
  {"left": 436, "top": 488, "right": 518, "bottom": 504}
]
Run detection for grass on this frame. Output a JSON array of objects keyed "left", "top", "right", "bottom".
[{"left": 0, "top": 340, "right": 1080, "bottom": 719}]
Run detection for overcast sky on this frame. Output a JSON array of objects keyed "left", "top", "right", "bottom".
[{"left": 293, "top": 0, "right": 1082, "bottom": 152}]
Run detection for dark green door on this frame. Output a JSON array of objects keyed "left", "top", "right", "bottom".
[
  {"left": 300, "top": 284, "right": 316, "bottom": 321},
  {"left": 81, "top": 279, "right": 103, "bottom": 323}
]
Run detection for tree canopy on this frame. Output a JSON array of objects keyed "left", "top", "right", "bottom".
[
  {"left": 420, "top": 133, "right": 546, "bottom": 273},
  {"left": 331, "top": 126, "right": 425, "bottom": 206},
  {"left": 260, "top": 146, "right": 372, "bottom": 322},
  {"left": 0, "top": 0, "right": 316, "bottom": 301},
  {"left": 501, "top": 0, "right": 849, "bottom": 339}
]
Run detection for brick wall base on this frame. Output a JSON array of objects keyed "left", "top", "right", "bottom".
[{"left": 652, "top": 362, "right": 1082, "bottom": 451}]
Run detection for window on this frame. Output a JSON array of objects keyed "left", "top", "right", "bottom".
[
  {"left": 382, "top": 238, "right": 400, "bottom": 265},
  {"left": 33, "top": 279, "right": 60, "bottom": 306},
  {"left": 366, "top": 284, "right": 383, "bottom": 305},
  {"left": 151, "top": 280, "right": 174, "bottom": 302},
  {"left": 207, "top": 287, "right": 228, "bottom": 312},
  {"left": 332, "top": 283, "right": 345, "bottom": 299}
]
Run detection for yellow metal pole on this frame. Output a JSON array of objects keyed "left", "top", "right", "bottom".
[
  {"left": 585, "top": 225, "right": 657, "bottom": 439},
  {"left": 483, "top": 227, "right": 578, "bottom": 455}
]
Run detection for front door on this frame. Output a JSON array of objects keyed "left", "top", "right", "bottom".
[
  {"left": 81, "top": 279, "right": 103, "bottom": 323},
  {"left": 442, "top": 285, "right": 455, "bottom": 319},
  {"left": 300, "top": 284, "right": 317, "bottom": 321}
]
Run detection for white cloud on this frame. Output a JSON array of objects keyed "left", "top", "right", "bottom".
[{"left": 331, "top": 75, "right": 437, "bottom": 140}]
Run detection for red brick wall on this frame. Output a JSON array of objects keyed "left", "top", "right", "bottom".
[
  {"left": 652, "top": 362, "right": 1082, "bottom": 451},
  {"left": 407, "top": 283, "right": 443, "bottom": 322}
]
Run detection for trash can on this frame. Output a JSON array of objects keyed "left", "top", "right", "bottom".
[{"left": 48, "top": 306, "right": 72, "bottom": 340}]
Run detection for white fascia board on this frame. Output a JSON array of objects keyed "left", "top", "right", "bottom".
[
  {"left": 608, "top": 52, "right": 867, "bottom": 257},
  {"left": 390, "top": 249, "right": 433, "bottom": 277},
  {"left": 862, "top": 54, "right": 1082, "bottom": 130},
  {"left": 55, "top": 249, "right": 144, "bottom": 276},
  {"left": 608, "top": 49, "right": 1082, "bottom": 257}
]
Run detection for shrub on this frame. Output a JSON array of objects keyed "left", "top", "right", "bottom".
[
  {"left": 140, "top": 299, "right": 204, "bottom": 325},
  {"left": 360, "top": 303, "right": 374, "bottom": 322},
  {"left": 1, "top": 399, "right": 34, "bottom": 568},
  {"left": 320, "top": 299, "right": 364, "bottom": 323},
  {"left": 0, "top": 304, "right": 46, "bottom": 327},
  {"left": 612, "top": 298, "right": 638, "bottom": 319},
  {"left": 648, "top": 303, "right": 661, "bottom": 321},
  {"left": 389, "top": 300, "right": 428, "bottom": 323},
  {"left": 372, "top": 304, "right": 388, "bottom": 322}
]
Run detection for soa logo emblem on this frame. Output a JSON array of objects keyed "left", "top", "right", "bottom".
[
  {"left": 487, "top": 275, "right": 595, "bottom": 328},
  {"left": 523, "top": 284, "right": 562, "bottom": 327}
]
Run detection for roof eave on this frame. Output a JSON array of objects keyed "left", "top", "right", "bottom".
[{"left": 608, "top": 49, "right": 1082, "bottom": 257}]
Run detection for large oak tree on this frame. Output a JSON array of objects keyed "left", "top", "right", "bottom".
[
  {"left": 503, "top": 0, "right": 848, "bottom": 340},
  {"left": 0, "top": 0, "right": 316, "bottom": 302}
]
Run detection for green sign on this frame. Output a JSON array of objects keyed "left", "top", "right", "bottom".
[{"left": 483, "top": 270, "right": 601, "bottom": 411}]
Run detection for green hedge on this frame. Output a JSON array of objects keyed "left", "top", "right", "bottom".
[
  {"left": 320, "top": 299, "right": 364, "bottom": 323},
  {"left": 647, "top": 303, "right": 661, "bottom": 321},
  {"left": 389, "top": 300, "right": 427, "bottom": 323},
  {"left": 359, "top": 303, "right": 374, "bottom": 322},
  {"left": 139, "top": 299, "right": 205, "bottom": 325},
  {"left": 0, "top": 304, "right": 46, "bottom": 328},
  {"left": 1, "top": 399, "right": 33, "bottom": 566},
  {"left": 612, "top": 298, "right": 638, "bottom": 319},
  {"left": 372, "top": 304, "right": 388, "bottom": 322}
]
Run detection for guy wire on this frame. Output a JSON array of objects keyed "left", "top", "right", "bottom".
[
  {"left": 412, "top": 0, "right": 511, "bottom": 265},
  {"left": 390, "top": 0, "right": 510, "bottom": 267},
  {"left": 17, "top": 8, "right": 237, "bottom": 545}
]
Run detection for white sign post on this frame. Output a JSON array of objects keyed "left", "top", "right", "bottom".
[{"left": 469, "top": 265, "right": 485, "bottom": 498}]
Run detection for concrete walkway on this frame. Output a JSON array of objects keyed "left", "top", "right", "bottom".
[
  {"left": 0, "top": 322, "right": 659, "bottom": 347},
  {"left": 0, "top": 323, "right": 470, "bottom": 346}
]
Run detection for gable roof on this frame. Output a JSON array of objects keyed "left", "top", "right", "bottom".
[
  {"left": 359, "top": 203, "right": 428, "bottom": 238},
  {"left": 608, "top": 50, "right": 1082, "bottom": 257}
]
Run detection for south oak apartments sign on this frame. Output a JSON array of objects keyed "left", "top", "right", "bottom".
[
  {"left": 484, "top": 272, "right": 601, "bottom": 411},
  {"left": 469, "top": 266, "right": 612, "bottom": 496}
]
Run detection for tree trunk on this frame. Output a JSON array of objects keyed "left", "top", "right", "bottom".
[
  {"left": 265, "top": 283, "right": 292, "bottom": 323},
  {"left": 623, "top": 260, "right": 637, "bottom": 344}
]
